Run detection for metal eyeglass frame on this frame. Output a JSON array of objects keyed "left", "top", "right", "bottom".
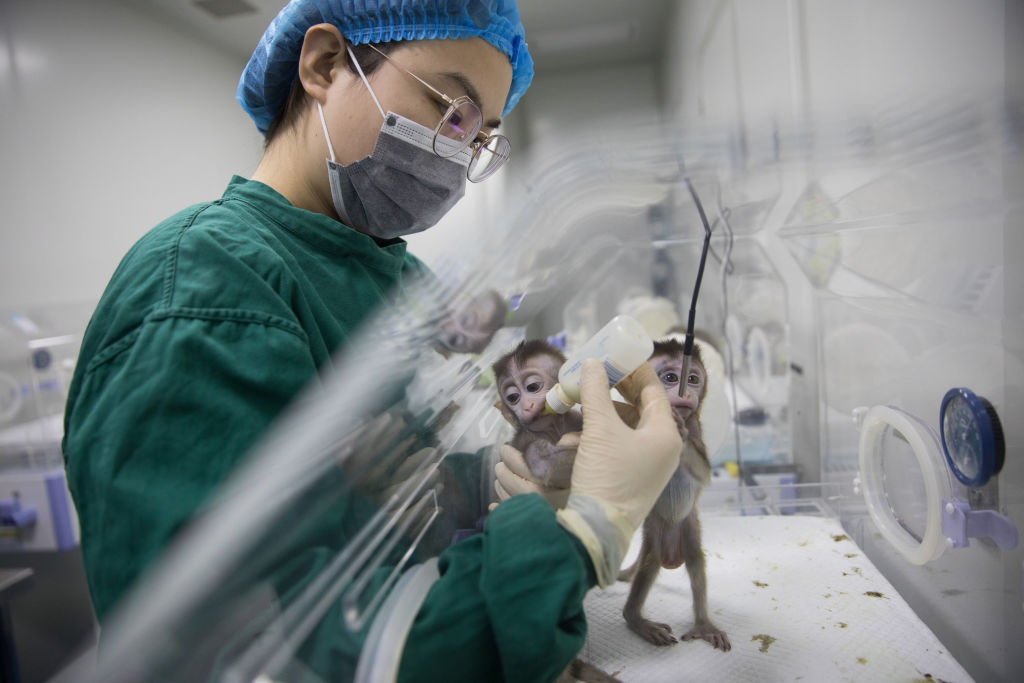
[{"left": 364, "top": 43, "right": 511, "bottom": 182}]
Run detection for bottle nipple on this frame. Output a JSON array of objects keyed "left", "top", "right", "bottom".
[{"left": 545, "top": 384, "right": 574, "bottom": 414}]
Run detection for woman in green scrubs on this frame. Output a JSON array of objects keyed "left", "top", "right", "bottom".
[{"left": 62, "top": 2, "right": 685, "bottom": 680}]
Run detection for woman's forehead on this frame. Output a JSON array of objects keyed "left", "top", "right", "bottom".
[{"left": 392, "top": 38, "right": 512, "bottom": 121}]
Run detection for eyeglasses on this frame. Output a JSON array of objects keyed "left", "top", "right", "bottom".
[{"left": 364, "top": 44, "right": 510, "bottom": 183}]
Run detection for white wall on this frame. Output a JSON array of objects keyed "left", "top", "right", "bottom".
[
  {"left": 0, "top": 0, "right": 624, "bottom": 314},
  {"left": 0, "top": 0, "right": 264, "bottom": 312},
  {"left": 665, "top": 0, "right": 1005, "bottom": 132},
  {"left": 514, "top": 62, "right": 660, "bottom": 149}
]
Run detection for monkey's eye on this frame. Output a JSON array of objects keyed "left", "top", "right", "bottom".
[
  {"left": 523, "top": 374, "right": 546, "bottom": 394},
  {"left": 445, "top": 332, "right": 467, "bottom": 350},
  {"left": 504, "top": 391, "right": 520, "bottom": 405},
  {"left": 687, "top": 371, "right": 704, "bottom": 386},
  {"left": 660, "top": 371, "right": 679, "bottom": 385}
]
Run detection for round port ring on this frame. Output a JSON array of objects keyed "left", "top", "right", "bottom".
[{"left": 858, "top": 405, "right": 951, "bottom": 565}]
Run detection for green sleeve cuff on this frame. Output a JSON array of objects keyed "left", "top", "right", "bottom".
[{"left": 399, "top": 493, "right": 594, "bottom": 683}]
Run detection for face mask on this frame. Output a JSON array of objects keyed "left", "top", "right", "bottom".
[{"left": 317, "top": 65, "right": 470, "bottom": 240}]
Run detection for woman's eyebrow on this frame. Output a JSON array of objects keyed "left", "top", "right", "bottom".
[{"left": 441, "top": 71, "right": 502, "bottom": 129}]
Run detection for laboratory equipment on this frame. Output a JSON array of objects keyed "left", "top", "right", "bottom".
[
  {"left": 0, "top": 306, "right": 86, "bottom": 551},
  {"left": 675, "top": 177, "right": 712, "bottom": 398},
  {"left": 0, "top": 304, "right": 96, "bottom": 683},
  {"left": 940, "top": 387, "right": 1006, "bottom": 488},
  {"left": 70, "top": 99, "right": 1020, "bottom": 683}
]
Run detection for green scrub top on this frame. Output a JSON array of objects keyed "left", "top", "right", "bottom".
[{"left": 63, "top": 176, "right": 596, "bottom": 682}]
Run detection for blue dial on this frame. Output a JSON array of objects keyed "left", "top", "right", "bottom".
[{"left": 940, "top": 388, "right": 1005, "bottom": 487}]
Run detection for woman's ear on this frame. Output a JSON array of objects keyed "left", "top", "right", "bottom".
[{"left": 297, "top": 23, "right": 347, "bottom": 104}]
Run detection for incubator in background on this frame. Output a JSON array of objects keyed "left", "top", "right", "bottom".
[
  {"left": 73, "top": 97, "right": 1021, "bottom": 683},
  {"left": 0, "top": 306, "right": 88, "bottom": 551},
  {"left": 0, "top": 304, "right": 97, "bottom": 683}
]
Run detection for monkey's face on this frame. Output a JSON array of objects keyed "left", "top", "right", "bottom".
[
  {"left": 437, "top": 291, "right": 506, "bottom": 353},
  {"left": 650, "top": 353, "right": 706, "bottom": 420},
  {"left": 499, "top": 355, "right": 560, "bottom": 429}
]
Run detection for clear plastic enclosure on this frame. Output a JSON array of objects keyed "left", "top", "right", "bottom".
[{"left": 79, "top": 100, "right": 1021, "bottom": 682}]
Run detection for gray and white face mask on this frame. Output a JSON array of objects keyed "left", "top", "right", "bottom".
[{"left": 316, "top": 54, "right": 471, "bottom": 240}]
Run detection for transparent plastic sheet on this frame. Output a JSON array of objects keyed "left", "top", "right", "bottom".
[
  {"left": 79, "top": 119, "right": 751, "bottom": 683},
  {"left": 76, "top": 100, "right": 1020, "bottom": 682}
]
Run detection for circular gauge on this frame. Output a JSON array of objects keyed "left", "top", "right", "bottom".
[
  {"left": 858, "top": 405, "right": 951, "bottom": 565},
  {"left": 32, "top": 348, "right": 52, "bottom": 371},
  {"left": 940, "top": 388, "right": 1005, "bottom": 487}
]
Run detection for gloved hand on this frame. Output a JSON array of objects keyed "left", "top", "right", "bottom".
[
  {"left": 493, "top": 440, "right": 576, "bottom": 510},
  {"left": 555, "top": 359, "right": 682, "bottom": 586}
]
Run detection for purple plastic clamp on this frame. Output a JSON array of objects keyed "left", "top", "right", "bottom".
[
  {"left": 942, "top": 498, "right": 1019, "bottom": 550},
  {"left": 0, "top": 499, "right": 37, "bottom": 530},
  {"left": 546, "top": 331, "right": 568, "bottom": 352}
]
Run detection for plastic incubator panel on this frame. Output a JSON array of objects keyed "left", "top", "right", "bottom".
[{"left": 74, "top": 100, "right": 1022, "bottom": 683}]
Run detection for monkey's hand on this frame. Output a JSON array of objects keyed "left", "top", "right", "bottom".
[
  {"left": 556, "top": 360, "right": 682, "bottom": 587},
  {"left": 494, "top": 444, "right": 572, "bottom": 510}
]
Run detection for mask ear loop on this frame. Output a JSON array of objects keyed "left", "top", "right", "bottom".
[
  {"left": 346, "top": 45, "right": 386, "bottom": 119},
  {"left": 317, "top": 101, "right": 337, "bottom": 164},
  {"left": 317, "top": 45, "right": 388, "bottom": 165}
]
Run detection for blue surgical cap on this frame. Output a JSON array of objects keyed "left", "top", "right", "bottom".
[{"left": 237, "top": 0, "right": 534, "bottom": 135}]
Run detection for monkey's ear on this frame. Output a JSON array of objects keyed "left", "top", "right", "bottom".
[{"left": 493, "top": 399, "right": 517, "bottom": 425}]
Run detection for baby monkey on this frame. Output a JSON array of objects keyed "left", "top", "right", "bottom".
[
  {"left": 619, "top": 339, "right": 731, "bottom": 651},
  {"left": 492, "top": 339, "right": 583, "bottom": 488},
  {"left": 492, "top": 340, "right": 621, "bottom": 683}
]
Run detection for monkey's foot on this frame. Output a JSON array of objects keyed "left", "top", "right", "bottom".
[
  {"left": 626, "top": 617, "right": 677, "bottom": 646},
  {"left": 681, "top": 622, "right": 731, "bottom": 651},
  {"left": 567, "top": 658, "right": 622, "bottom": 683}
]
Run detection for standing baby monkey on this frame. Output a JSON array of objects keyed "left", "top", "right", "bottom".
[
  {"left": 492, "top": 340, "right": 583, "bottom": 488},
  {"left": 492, "top": 340, "right": 621, "bottom": 683},
  {"left": 619, "top": 339, "right": 731, "bottom": 651}
]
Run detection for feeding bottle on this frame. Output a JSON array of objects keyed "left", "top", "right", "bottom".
[{"left": 545, "top": 315, "right": 654, "bottom": 414}]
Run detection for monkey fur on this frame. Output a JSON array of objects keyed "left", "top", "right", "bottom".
[
  {"left": 492, "top": 340, "right": 583, "bottom": 487},
  {"left": 619, "top": 339, "right": 731, "bottom": 651},
  {"left": 492, "top": 340, "right": 622, "bottom": 683}
]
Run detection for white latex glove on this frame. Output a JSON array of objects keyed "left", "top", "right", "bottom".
[{"left": 556, "top": 359, "right": 682, "bottom": 586}]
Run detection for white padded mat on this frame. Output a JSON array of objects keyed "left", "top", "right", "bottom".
[{"left": 578, "top": 515, "right": 972, "bottom": 682}]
